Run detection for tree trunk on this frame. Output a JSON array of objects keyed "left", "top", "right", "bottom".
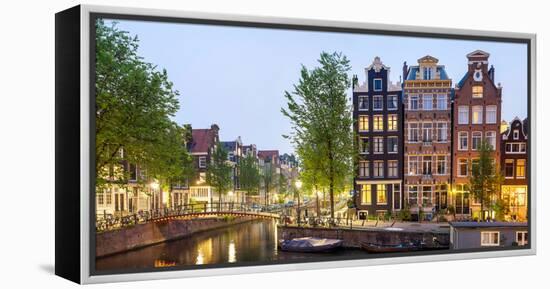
[{"left": 328, "top": 140, "right": 335, "bottom": 219}]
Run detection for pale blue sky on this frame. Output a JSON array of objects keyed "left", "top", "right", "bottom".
[{"left": 103, "top": 19, "right": 528, "bottom": 155}]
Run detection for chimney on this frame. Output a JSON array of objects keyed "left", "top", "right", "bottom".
[
  {"left": 488, "top": 65, "right": 495, "bottom": 82},
  {"left": 402, "top": 61, "right": 408, "bottom": 82}
]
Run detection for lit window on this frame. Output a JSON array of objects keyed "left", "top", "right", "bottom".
[
  {"left": 374, "top": 79, "right": 383, "bottom": 91},
  {"left": 388, "top": 115, "right": 398, "bottom": 131},
  {"left": 361, "top": 184, "right": 371, "bottom": 204},
  {"left": 472, "top": 106, "right": 483, "bottom": 124},
  {"left": 358, "top": 95, "right": 369, "bottom": 110},
  {"left": 373, "top": 95, "right": 383, "bottom": 110},
  {"left": 359, "top": 115, "right": 369, "bottom": 131},
  {"left": 516, "top": 159, "right": 526, "bottom": 178},
  {"left": 481, "top": 231, "right": 500, "bottom": 246},
  {"left": 472, "top": 85, "right": 484, "bottom": 98},
  {"left": 472, "top": 132, "right": 482, "bottom": 150},
  {"left": 97, "top": 194, "right": 104, "bottom": 206},
  {"left": 486, "top": 105, "right": 497, "bottom": 124},
  {"left": 373, "top": 115, "right": 384, "bottom": 131},
  {"left": 458, "top": 106, "right": 469, "bottom": 124},
  {"left": 458, "top": 132, "right": 468, "bottom": 151},
  {"left": 377, "top": 184, "right": 387, "bottom": 204}
]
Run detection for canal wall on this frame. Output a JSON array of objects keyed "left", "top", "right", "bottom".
[
  {"left": 278, "top": 226, "right": 449, "bottom": 248},
  {"left": 96, "top": 216, "right": 256, "bottom": 257}
]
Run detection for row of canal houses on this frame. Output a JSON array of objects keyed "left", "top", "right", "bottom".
[
  {"left": 353, "top": 50, "right": 528, "bottom": 221},
  {"left": 96, "top": 123, "right": 298, "bottom": 216}
]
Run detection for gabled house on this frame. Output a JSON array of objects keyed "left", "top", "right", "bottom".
[
  {"left": 500, "top": 117, "right": 528, "bottom": 221},
  {"left": 187, "top": 124, "right": 220, "bottom": 205}
]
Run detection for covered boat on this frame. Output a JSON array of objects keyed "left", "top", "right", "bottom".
[
  {"left": 279, "top": 237, "right": 343, "bottom": 253},
  {"left": 360, "top": 241, "right": 421, "bottom": 253}
]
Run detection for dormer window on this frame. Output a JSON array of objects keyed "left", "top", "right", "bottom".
[
  {"left": 373, "top": 79, "right": 383, "bottom": 91},
  {"left": 423, "top": 67, "right": 433, "bottom": 80},
  {"left": 513, "top": 130, "right": 519, "bottom": 140},
  {"left": 472, "top": 85, "right": 483, "bottom": 98}
]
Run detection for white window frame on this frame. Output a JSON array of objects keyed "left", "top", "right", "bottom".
[
  {"left": 373, "top": 95, "right": 383, "bottom": 111},
  {"left": 436, "top": 122, "right": 448, "bottom": 142},
  {"left": 486, "top": 105, "right": 497, "bottom": 124},
  {"left": 513, "top": 130, "right": 520, "bottom": 140},
  {"left": 458, "top": 159, "right": 468, "bottom": 177},
  {"left": 387, "top": 114, "right": 398, "bottom": 131},
  {"left": 481, "top": 231, "right": 500, "bottom": 247},
  {"left": 436, "top": 155, "right": 447, "bottom": 175},
  {"left": 359, "top": 161, "right": 370, "bottom": 177},
  {"left": 458, "top": 131, "right": 468, "bottom": 151},
  {"left": 359, "top": 137, "right": 369, "bottom": 154},
  {"left": 373, "top": 78, "right": 383, "bottom": 91},
  {"left": 422, "top": 122, "right": 433, "bottom": 143},
  {"left": 472, "top": 105, "right": 483, "bottom": 124},
  {"left": 387, "top": 95, "right": 398, "bottom": 110},
  {"left": 408, "top": 156, "right": 419, "bottom": 176},
  {"left": 472, "top": 131, "right": 482, "bottom": 151},
  {"left": 373, "top": 160, "right": 384, "bottom": 178},
  {"left": 373, "top": 137, "right": 384, "bottom": 154},
  {"left": 436, "top": 94, "right": 447, "bottom": 110},
  {"left": 358, "top": 95, "right": 369, "bottom": 111},
  {"left": 408, "top": 122, "right": 419, "bottom": 142},
  {"left": 373, "top": 115, "right": 384, "bottom": 131},
  {"left": 422, "top": 94, "right": 433, "bottom": 110},
  {"left": 458, "top": 106, "right": 469, "bottom": 124},
  {"left": 387, "top": 136, "right": 398, "bottom": 154},
  {"left": 486, "top": 131, "right": 496, "bottom": 149},
  {"left": 409, "top": 95, "right": 419, "bottom": 110},
  {"left": 516, "top": 231, "right": 528, "bottom": 246},
  {"left": 199, "top": 156, "right": 207, "bottom": 168},
  {"left": 388, "top": 160, "right": 398, "bottom": 177},
  {"left": 358, "top": 115, "right": 369, "bottom": 132}
]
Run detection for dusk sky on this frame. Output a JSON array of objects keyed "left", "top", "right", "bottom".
[{"left": 105, "top": 19, "right": 528, "bottom": 155}]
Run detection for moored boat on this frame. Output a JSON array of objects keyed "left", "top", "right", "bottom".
[
  {"left": 279, "top": 237, "right": 343, "bottom": 253},
  {"left": 360, "top": 241, "right": 420, "bottom": 253}
]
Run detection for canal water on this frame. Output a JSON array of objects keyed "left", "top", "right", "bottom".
[{"left": 96, "top": 219, "right": 368, "bottom": 272}]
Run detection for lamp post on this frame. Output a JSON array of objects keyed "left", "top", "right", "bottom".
[
  {"left": 295, "top": 180, "right": 302, "bottom": 225},
  {"left": 150, "top": 180, "right": 160, "bottom": 213},
  {"left": 228, "top": 191, "right": 234, "bottom": 211}
]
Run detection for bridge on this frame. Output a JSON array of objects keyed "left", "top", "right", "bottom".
[{"left": 96, "top": 202, "right": 287, "bottom": 232}]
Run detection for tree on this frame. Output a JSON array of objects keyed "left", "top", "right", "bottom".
[
  {"left": 238, "top": 153, "right": 261, "bottom": 204},
  {"left": 469, "top": 139, "right": 504, "bottom": 221},
  {"left": 261, "top": 162, "right": 277, "bottom": 206},
  {"left": 206, "top": 143, "right": 233, "bottom": 209},
  {"left": 282, "top": 52, "right": 354, "bottom": 219},
  {"left": 95, "top": 20, "right": 187, "bottom": 190},
  {"left": 278, "top": 172, "right": 289, "bottom": 203}
]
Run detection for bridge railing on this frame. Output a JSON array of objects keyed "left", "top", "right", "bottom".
[{"left": 95, "top": 202, "right": 281, "bottom": 232}]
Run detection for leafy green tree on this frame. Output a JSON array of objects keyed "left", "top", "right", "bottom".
[
  {"left": 95, "top": 20, "right": 188, "bottom": 190},
  {"left": 206, "top": 143, "right": 233, "bottom": 208},
  {"left": 469, "top": 139, "right": 504, "bottom": 221},
  {"left": 282, "top": 52, "right": 355, "bottom": 219},
  {"left": 238, "top": 153, "right": 261, "bottom": 203},
  {"left": 261, "top": 162, "right": 277, "bottom": 206}
]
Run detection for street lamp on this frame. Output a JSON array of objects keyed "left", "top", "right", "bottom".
[{"left": 149, "top": 180, "right": 160, "bottom": 212}]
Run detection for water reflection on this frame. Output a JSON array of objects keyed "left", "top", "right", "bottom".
[{"left": 96, "top": 219, "right": 368, "bottom": 272}]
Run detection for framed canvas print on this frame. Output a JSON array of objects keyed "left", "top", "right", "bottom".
[{"left": 55, "top": 4, "right": 536, "bottom": 284}]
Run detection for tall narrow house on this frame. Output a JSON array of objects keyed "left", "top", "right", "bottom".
[
  {"left": 500, "top": 117, "right": 528, "bottom": 221},
  {"left": 353, "top": 57, "right": 403, "bottom": 219},
  {"left": 403, "top": 55, "right": 452, "bottom": 220},
  {"left": 452, "top": 50, "right": 502, "bottom": 219}
]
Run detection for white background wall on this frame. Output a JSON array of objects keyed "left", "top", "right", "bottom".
[{"left": 0, "top": 0, "right": 547, "bottom": 287}]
